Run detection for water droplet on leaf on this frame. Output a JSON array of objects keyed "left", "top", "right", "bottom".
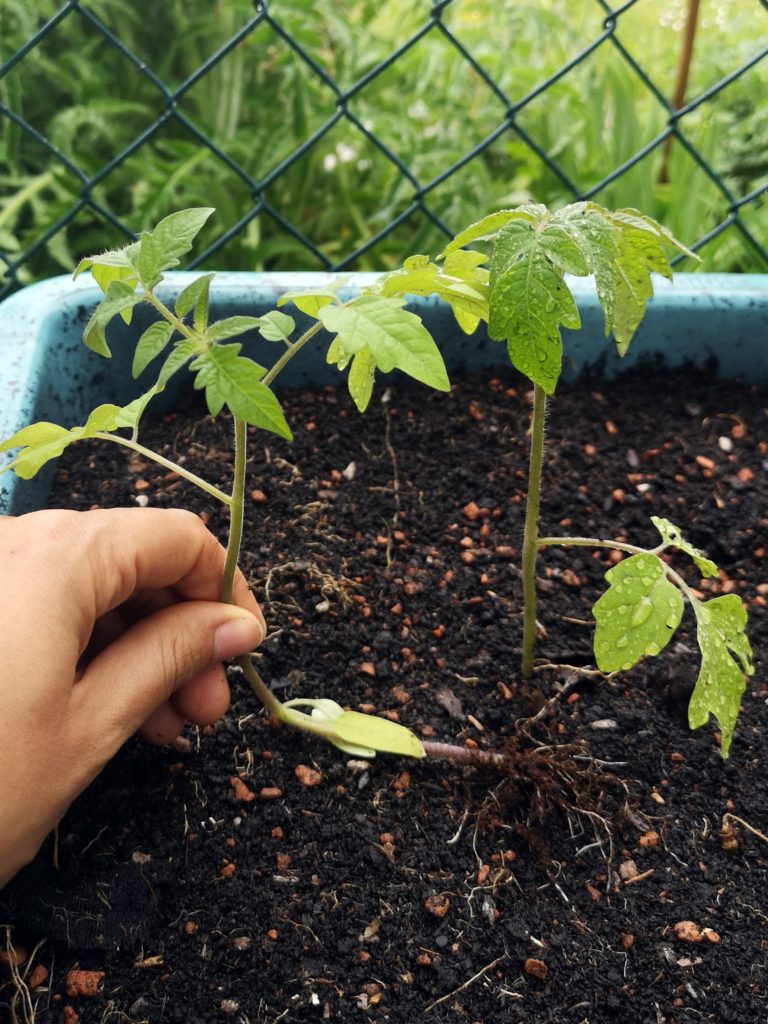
[{"left": 630, "top": 598, "right": 653, "bottom": 627}]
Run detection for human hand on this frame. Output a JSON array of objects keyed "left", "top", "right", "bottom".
[{"left": 0, "top": 507, "right": 265, "bottom": 887}]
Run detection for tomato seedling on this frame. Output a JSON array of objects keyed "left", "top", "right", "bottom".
[{"left": 1, "top": 203, "right": 751, "bottom": 760}]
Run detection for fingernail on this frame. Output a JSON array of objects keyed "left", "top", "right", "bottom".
[{"left": 214, "top": 613, "right": 264, "bottom": 662}]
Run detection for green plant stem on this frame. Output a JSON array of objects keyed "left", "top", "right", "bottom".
[
  {"left": 537, "top": 536, "right": 657, "bottom": 556},
  {"left": 521, "top": 384, "right": 547, "bottom": 679},
  {"left": 220, "top": 416, "right": 247, "bottom": 603},
  {"left": 537, "top": 534, "right": 699, "bottom": 604},
  {"left": 93, "top": 431, "right": 231, "bottom": 505},
  {"left": 262, "top": 319, "right": 326, "bottom": 387},
  {"left": 145, "top": 290, "right": 199, "bottom": 342}
]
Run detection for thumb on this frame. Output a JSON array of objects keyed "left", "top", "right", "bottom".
[{"left": 71, "top": 601, "right": 264, "bottom": 756}]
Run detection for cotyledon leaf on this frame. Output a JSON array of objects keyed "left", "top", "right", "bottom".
[
  {"left": 331, "top": 710, "right": 425, "bottom": 759},
  {"left": 284, "top": 698, "right": 425, "bottom": 758},
  {"left": 593, "top": 553, "right": 684, "bottom": 672},
  {"left": 689, "top": 594, "right": 753, "bottom": 758}
]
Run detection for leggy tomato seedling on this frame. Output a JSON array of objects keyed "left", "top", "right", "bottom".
[{"left": 0, "top": 203, "right": 752, "bottom": 762}]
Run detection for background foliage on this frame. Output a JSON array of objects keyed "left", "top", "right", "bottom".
[{"left": 0, "top": 0, "right": 766, "bottom": 295}]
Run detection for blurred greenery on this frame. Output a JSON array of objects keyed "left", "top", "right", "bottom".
[{"left": 0, "top": 0, "right": 765, "bottom": 291}]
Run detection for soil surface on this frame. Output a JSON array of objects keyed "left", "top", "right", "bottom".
[{"left": 2, "top": 364, "right": 768, "bottom": 1024}]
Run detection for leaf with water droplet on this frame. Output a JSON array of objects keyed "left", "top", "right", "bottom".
[
  {"left": 593, "top": 553, "right": 683, "bottom": 672},
  {"left": 689, "top": 594, "right": 753, "bottom": 759},
  {"left": 651, "top": 516, "right": 719, "bottom": 578}
]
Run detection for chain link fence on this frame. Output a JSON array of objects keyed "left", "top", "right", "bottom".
[{"left": 0, "top": 0, "right": 766, "bottom": 300}]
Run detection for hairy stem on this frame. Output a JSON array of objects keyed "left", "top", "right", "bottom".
[
  {"left": 537, "top": 535, "right": 659, "bottom": 556},
  {"left": 93, "top": 431, "right": 231, "bottom": 505},
  {"left": 221, "top": 416, "right": 247, "bottom": 603},
  {"left": 521, "top": 384, "right": 547, "bottom": 679},
  {"left": 145, "top": 290, "right": 199, "bottom": 342},
  {"left": 262, "top": 319, "right": 326, "bottom": 387},
  {"left": 537, "top": 534, "right": 699, "bottom": 604}
]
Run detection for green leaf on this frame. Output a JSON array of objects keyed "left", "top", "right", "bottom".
[
  {"left": 83, "top": 280, "right": 143, "bottom": 357},
  {"left": 331, "top": 710, "right": 425, "bottom": 759},
  {"left": 440, "top": 204, "right": 546, "bottom": 256},
  {"left": 690, "top": 594, "right": 753, "bottom": 758},
  {"left": 115, "top": 384, "right": 164, "bottom": 432},
  {"left": 256, "top": 310, "right": 295, "bottom": 342},
  {"left": 318, "top": 294, "right": 449, "bottom": 393},
  {"left": 651, "top": 516, "right": 719, "bottom": 579},
  {"left": 157, "top": 341, "right": 197, "bottom": 388},
  {"left": 175, "top": 272, "right": 216, "bottom": 332},
  {"left": 488, "top": 218, "right": 581, "bottom": 394},
  {"left": 325, "top": 336, "right": 346, "bottom": 369},
  {"left": 206, "top": 316, "right": 265, "bottom": 343},
  {"left": 73, "top": 242, "right": 140, "bottom": 289},
  {"left": 379, "top": 253, "right": 489, "bottom": 335},
  {"left": 283, "top": 698, "right": 424, "bottom": 758},
  {"left": 601, "top": 208, "right": 693, "bottom": 356},
  {"left": 82, "top": 403, "right": 122, "bottom": 433},
  {"left": 0, "top": 422, "right": 78, "bottom": 478},
  {"left": 0, "top": 388, "right": 161, "bottom": 479},
  {"left": 539, "top": 221, "right": 590, "bottom": 276},
  {"left": 550, "top": 204, "right": 619, "bottom": 334},
  {"left": 132, "top": 320, "right": 175, "bottom": 378},
  {"left": 190, "top": 344, "right": 292, "bottom": 439},
  {"left": 347, "top": 346, "right": 376, "bottom": 412},
  {"left": 277, "top": 286, "right": 342, "bottom": 317},
  {"left": 593, "top": 553, "right": 684, "bottom": 672},
  {"left": 136, "top": 207, "right": 215, "bottom": 288}
]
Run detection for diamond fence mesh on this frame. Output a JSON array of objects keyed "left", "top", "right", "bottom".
[{"left": 0, "top": 0, "right": 766, "bottom": 301}]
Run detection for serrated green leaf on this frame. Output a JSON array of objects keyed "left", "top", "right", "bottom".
[
  {"left": 539, "top": 221, "right": 590, "bottom": 276},
  {"left": 593, "top": 553, "right": 684, "bottom": 672},
  {"left": 379, "top": 254, "right": 489, "bottom": 335},
  {"left": 551, "top": 204, "right": 619, "bottom": 334},
  {"left": 175, "top": 273, "right": 216, "bottom": 332},
  {"left": 0, "top": 387, "right": 161, "bottom": 479},
  {"left": 157, "top": 341, "right": 197, "bottom": 388},
  {"left": 318, "top": 294, "right": 449, "bottom": 393},
  {"left": 440, "top": 204, "right": 546, "bottom": 256},
  {"left": 651, "top": 516, "right": 719, "bottom": 578},
  {"left": 90, "top": 262, "right": 139, "bottom": 306},
  {"left": 331, "top": 710, "right": 425, "bottom": 758},
  {"left": 602, "top": 208, "right": 693, "bottom": 356},
  {"left": 135, "top": 208, "right": 214, "bottom": 288},
  {"left": 83, "top": 403, "right": 122, "bottom": 433},
  {"left": 690, "top": 594, "right": 752, "bottom": 758},
  {"left": 191, "top": 344, "right": 292, "bottom": 439},
  {"left": 132, "top": 320, "right": 175, "bottom": 378},
  {"left": 347, "top": 346, "right": 376, "bottom": 412},
  {"left": 256, "top": 310, "right": 295, "bottom": 342},
  {"left": 326, "top": 336, "right": 345, "bottom": 368},
  {"left": 152, "top": 208, "right": 215, "bottom": 258},
  {"left": 114, "top": 384, "right": 164, "bottom": 432},
  {"left": 488, "top": 222, "right": 581, "bottom": 394},
  {"left": 277, "top": 287, "right": 342, "bottom": 317},
  {"left": 0, "top": 422, "right": 76, "bottom": 478},
  {"left": 206, "top": 316, "right": 265, "bottom": 344},
  {"left": 73, "top": 242, "right": 140, "bottom": 286},
  {"left": 83, "top": 280, "right": 143, "bottom": 357}
]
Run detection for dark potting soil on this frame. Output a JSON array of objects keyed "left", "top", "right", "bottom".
[{"left": 2, "top": 364, "right": 768, "bottom": 1024}]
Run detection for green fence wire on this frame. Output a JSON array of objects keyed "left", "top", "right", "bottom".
[{"left": 0, "top": 0, "right": 766, "bottom": 301}]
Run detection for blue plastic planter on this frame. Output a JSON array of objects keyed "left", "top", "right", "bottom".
[{"left": 1, "top": 272, "right": 766, "bottom": 514}]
